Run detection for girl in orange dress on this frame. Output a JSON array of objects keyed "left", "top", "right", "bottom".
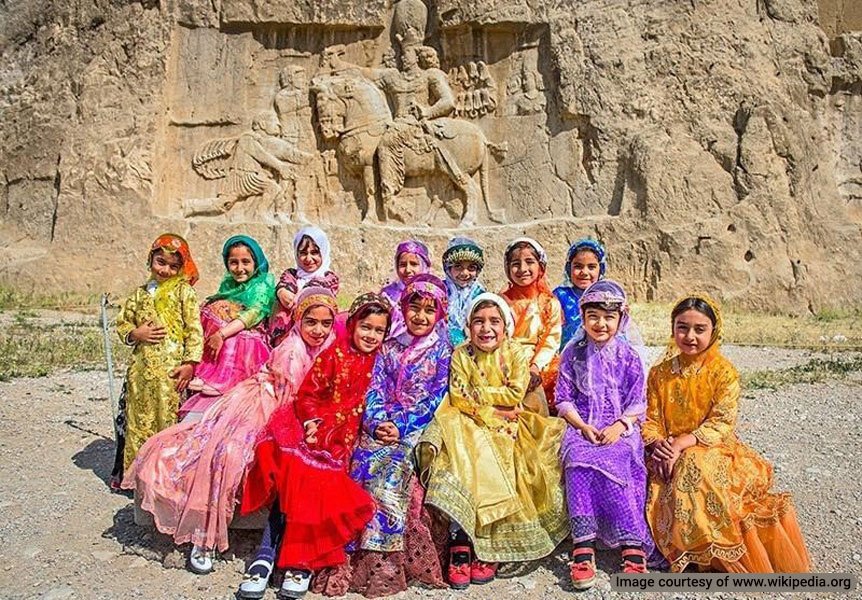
[{"left": 642, "top": 294, "right": 810, "bottom": 573}]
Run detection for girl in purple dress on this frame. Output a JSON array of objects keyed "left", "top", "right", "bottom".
[
  {"left": 554, "top": 279, "right": 655, "bottom": 590},
  {"left": 379, "top": 240, "right": 432, "bottom": 340}
]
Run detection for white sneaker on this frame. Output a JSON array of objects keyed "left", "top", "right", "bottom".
[
  {"left": 188, "top": 545, "right": 214, "bottom": 574},
  {"left": 278, "top": 569, "right": 311, "bottom": 599},
  {"left": 238, "top": 559, "right": 273, "bottom": 599}
]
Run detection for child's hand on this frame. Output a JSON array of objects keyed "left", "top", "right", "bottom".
[
  {"left": 579, "top": 424, "right": 601, "bottom": 444},
  {"left": 526, "top": 371, "right": 542, "bottom": 392},
  {"left": 374, "top": 422, "right": 400, "bottom": 444},
  {"left": 204, "top": 331, "right": 225, "bottom": 361},
  {"left": 131, "top": 321, "right": 166, "bottom": 344},
  {"left": 170, "top": 363, "right": 195, "bottom": 392},
  {"left": 650, "top": 438, "right": 678, "bottom": 461},
  {"left": 597, "top": 421, "right": 627, "bottom": 445},
  {"left": 304, "top": 421, "right": 319, "bottom": 445},
  {"left": 277, "top": 288, "right": 296, "bottom": 311},
  {"left": 493, "top": 406, "right": 522, "bottom": 422}
]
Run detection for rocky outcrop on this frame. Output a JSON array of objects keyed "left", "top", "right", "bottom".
[{"left": 0, "top": 0, "right": 860, "bottom": 313}]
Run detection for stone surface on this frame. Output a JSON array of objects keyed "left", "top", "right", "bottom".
[{"left": 0, "top": 0, "right": 860, "bottom": 311}]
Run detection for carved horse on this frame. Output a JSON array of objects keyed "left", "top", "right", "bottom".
[{"left": 311, "top": 71, "right": 506, "bottom": 226}]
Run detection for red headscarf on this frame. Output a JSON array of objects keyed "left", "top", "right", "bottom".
[{"left": 149, "top": 233, "right": 199, "bottom": 285}]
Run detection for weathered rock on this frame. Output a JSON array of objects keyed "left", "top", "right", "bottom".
[{"left": 0, "top": 0, "right": 860, "bottom": 312}]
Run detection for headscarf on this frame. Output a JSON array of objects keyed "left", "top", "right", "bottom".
[
  {"left": 148, "top": 233, "right": 199, "bottom": 286},
  {"left": 347, "top": 292, "right": 393, "bottom": 338},
  {"left": 380, "top": 240, "right": 433, "bottom": 339},
  {"left": 502, "top": 237, "right": 552, "bottom": 299},
  {"left": 465, "top": 292, "right": 515, "bottom": 338},
  {"left": 207, "top": 235, "right": 276, "bottom": 320},
  {"left": 293, "top": 226, "right": 332, "bottom": 289},
  {"left": 561, "top": 238, "right": 606, "bottom": 288},
  {"left": 566, "top": 279, "right": 647, "bottom": 423},
  {"left": 397, "top": 273, "right": 448, "bottom": 352},
  {"left": 442, "top": 237, "right": 485, "bottom": 343},
  {"left": 659, "top": 293, "right": 723, "bottom": 366},
  {"left": 554, "top": 238, "right": 607, "bottom": 349}
]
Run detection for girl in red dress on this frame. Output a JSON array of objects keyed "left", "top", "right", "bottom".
[{"left": 238, "top": 293, "right": 392, "bottom": 599}]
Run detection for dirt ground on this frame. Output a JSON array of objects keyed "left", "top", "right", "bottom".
[{"left": 0, "top": 347, "right": 860, "bottom": 600}]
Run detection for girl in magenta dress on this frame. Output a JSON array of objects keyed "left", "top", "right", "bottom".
[
  {"left": 123, "top": 287, "right": 338, "bottom": 574},
  {"left": 182, "top": 235, "right": 275, "bottom": 419}
]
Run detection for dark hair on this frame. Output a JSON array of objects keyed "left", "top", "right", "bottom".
[
  {"left": 671, "top": 297, "right": 717, "bottom": 326},
  {"left": 150, "top": 247, "right": 184, "bottom": 267},
  {"left": 470, "top": 299, "right": 504, "bottom": 320},
  {"left": 581, "top": 301, "right": 622, "bottom": 314},
  {"left": 227, "top": 241, "right": 256, "bottom": 269},
  {"left": 505, "top": 241, "right": 539, "bottom": 265},
  {"left": 405, "top": 292, "right": 437, "bottom": 309},
  {"left": 297, "top": 235, "right": 319, "bottom": 254},
  {"left": 571, "top": 247, "right": 600, "bottom": 262},
  {"left": 353, "top": 303, "right": 391, "bottom": 327}
]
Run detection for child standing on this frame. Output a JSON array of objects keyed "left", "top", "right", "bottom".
[
  {"left": 313, "top": 273, "right": 451, "bottom": 598},
  {"left": 270, "top": 226, "right": 340, "bottom": 345},
  {"left": 418, "top": 293, "right": 568, "bottom": 590},
  {"left": 442, "top": 237, "right": 485, "bottom": 347},
  {"left": 124, "top": 287, "right": 338, "bottom": 574},
  {"left": 643, "top": 295, "right": 810, "bottom": 573},
  {"left": 554, "top": 280, "right": 654, "bottom": 590},
  {"left": 237, "top": 293, "right": 391, "bottom": 600},
  {"left": 553, "top": 239, "right": 606, "bottom": 349},
  {"left": 379, "top": 240, "right": 432, "bottom": 340},
  {"left": 183, "top": 235, "right": 275, "bottom": 419},
  {"left": 112, "top": 234, "right": 203, "bottom": 487},
  {"left": 500, "top": 237, "right": 562, "bottom": 415}
]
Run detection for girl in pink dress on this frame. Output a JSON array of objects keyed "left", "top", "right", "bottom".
[{"left": 123, "top": 287, "right": 339, "bottom": 574}]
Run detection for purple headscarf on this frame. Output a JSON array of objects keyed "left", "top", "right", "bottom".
[{"left": 380, "top": 240, "right": 432, "bottom": 339}]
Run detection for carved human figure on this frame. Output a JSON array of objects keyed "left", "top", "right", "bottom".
[{"left": 274, "top": 66, "right": 309, "bottom": 147}]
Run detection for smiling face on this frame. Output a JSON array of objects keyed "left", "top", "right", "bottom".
[
  {"left": 150, "top": 249, "right": 183, "bottom": 283},
  {"left": 296, "top": 236, "right": 323, "bottom": 274},
  {"left": 449, "top": 260, "right": 480, "bottom": 288},
  {"left": 227, "top": 244, "right": 256, "bottom": 283},
  {"left": 396, "top": 252, "right": 424, "bottom": 282},
  {"left": 405, "top": 296, "right": 438, "bottom": 337},
  {"left": 299, "top": 305, "right": 335, "bottom": 347},
  {"left": 570, "top": 249, "right": 601, "bottom": 290},
  {"left": 469, "top": 304, "right": 507, "bottom": 352},
  {"left": 352, "top": 312, "right": 389, "bottom": 353},
  {"left": 582, "top": 305, "right": 621, "bottom": 345},
  {"left": 673, "top": 309, "right": 715, "bottom": 356},
  {"left": 507, "top": 246, "right": 542, "bottom": 288}
]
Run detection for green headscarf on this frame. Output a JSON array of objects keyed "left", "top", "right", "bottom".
[{"left": 206, "top": 235, "right": 276, "bottom": 328}]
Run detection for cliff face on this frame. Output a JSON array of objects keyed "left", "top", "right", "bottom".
[{"left": 1, "top": 0, "right": 860, "bottom": 312}]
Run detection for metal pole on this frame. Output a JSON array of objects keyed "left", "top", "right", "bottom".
[{"left": 100, "top": 293, "right": 118, "bottom": 422}]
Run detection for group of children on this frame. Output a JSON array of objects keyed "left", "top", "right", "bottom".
[{"left": 114, "top": 228, "right": 810, "bottom": 599}]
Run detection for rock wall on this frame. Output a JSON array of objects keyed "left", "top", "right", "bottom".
[{"left": 1, "top": 0, "right": 860, "bottom": 312}]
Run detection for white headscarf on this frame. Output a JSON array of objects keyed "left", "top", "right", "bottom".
[
  {"left": 504, "top": 237, "right": 548, "bottom": 266},
  {"left": 465, "top": 292, "right": 515, "bottom": 338},
  {"left": 293, "top": 226, "right": 332, "bottom": 288}
]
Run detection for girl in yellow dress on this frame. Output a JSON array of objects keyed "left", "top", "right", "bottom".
[
  {"left": 113, "top": 234, "right": 203, "bottom": 488},
  {"left": 418, "top": 293, "right": 567, "bottom": 590},
  {"left": 642, "top": 294, "right": 810, "bottom": 573},
  {"left": 500, "top": 238, "right": 563, "bottom": 414}
]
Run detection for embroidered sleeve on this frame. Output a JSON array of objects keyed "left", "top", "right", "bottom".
[
  {"left": 483, "top": 342, "right": 530, "bottom": 408},
  {"left": 692, "top": 362, "right": 740, "bottom": 447},
  {"left": 295, "top": 350, "right": 335, "bottom": 425},
  {"left": 362, "top": 348, "right": 394, "bottom": 435},
  {"left": 552, "top": 342, "right": 581, "bottom": 420},
  {"left": 277, "top": 269, "right": 299, "bottom": 293},
  {"left": 237, "top": 274, "right": 276, "bottom": 328},
  {"left": 398, "top": 344, "right": 452, "bottom": 437},
  {"left": 322, "top": 271, "right": 340, "bottom": 295},
  {"left": 620, "top": 351, "right": 647, "bottom": 422},
  {"left": 116, "top": 290, "right": 140, "bottom": 346},
  {"left": 447, "top": 347, "right": 497, "bottom": 426},
  {"left": 531, "top": 296, "right": 563, "bottom": 371},
  {"left": 641, "top": 367, "right": 668, "bottom": 446},
  {"left": 180, "top": 284, "right": 204, "bottom": 363}
]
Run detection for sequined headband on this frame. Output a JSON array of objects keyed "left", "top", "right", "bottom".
[
  {"left": 349, "top": 292, "right": 392, "bottom": 319},
  {"left": 443, "top": 245, "right": 484, "bottom": 269},
  {"left": 294, "top": 293, "right": 338, "bottom": 321},
  {"left": 580, "top": 289, "right": 625, "bottom": 306}
]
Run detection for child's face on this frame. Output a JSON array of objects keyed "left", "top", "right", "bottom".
[
  {"left": 299, "top": 306, "right": 335, "bottom": 347},
  {"left": 297, "top": 236, "right": 323, "bottom": 274},
  {"left": 150, "top": 250, "right": 182, "bottom": 283},
  {"left": 583, "top": 307, "right": 620, "bottom": 345},
  {"left": 405, "top": 296, "right": 438, "bottom": 337},
  {"left": 469, "top": 305, "right": 506, "bottom": 352},
  {"left": 397, "top": 252, "right": 424, "bottom": 282},
  {"left": 227, "top": 245, "right": 256, "bottom": 283},
  {"left": 507, "top": 247, "right": 541, "bottom": 288},
  {"left": 450, "top": 260, "right": 479, "bottom": 288},
  {"left": 352, "top": 312, "right": 388, "bottom": 354},
  {"left": 673, "top": 309, "right": 714, "bottom": 356},
  {"left": 570, "top": 249, "right": 601, "bottom": 290}
]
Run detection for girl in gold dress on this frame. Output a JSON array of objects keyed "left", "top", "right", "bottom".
[{"left": 643, "top": 295, "right": 810, "bottom": 573}]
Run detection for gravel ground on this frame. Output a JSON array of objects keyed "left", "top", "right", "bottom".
[{"left": 0, "top": 347, "right": 859, "bottom": 600}]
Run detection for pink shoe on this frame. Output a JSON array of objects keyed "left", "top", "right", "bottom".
[
  {"left": 448, "top": 545, "right": 471, "bottom": 590},
  {"left": 570, "top": 548, "right": 596, "bottom": 590},
  {"left": 621, "top": 548, "right": 648, "bottom": 574},
  {"left": 470, "top": 560, "right": 498, "bottom": 585}
]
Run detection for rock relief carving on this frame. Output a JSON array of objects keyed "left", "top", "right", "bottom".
[
  {"left": 449, "top": 61, "right": 498, "bottom": 119},
  {"left": 506, "top": 52, "right": 545, "bottom": 116}
]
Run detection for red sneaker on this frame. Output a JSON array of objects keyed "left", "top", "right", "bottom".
[
  {"left": 569, "top": 548, "right": 596, "bottom": 590},
  {"left": 621, "top": 549, "right": 648, "bottom": 574},
  {"left": 470, "top": 560, "right": 498, "bottom": 585},
  {"left": 448, "top": 545, "right": 471, "bottom": 590}
]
